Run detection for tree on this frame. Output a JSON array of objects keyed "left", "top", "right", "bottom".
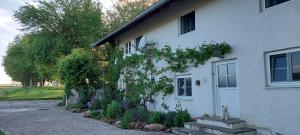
[
  {"left": 58, "top": 49, "right": 101, "bottom": 104},
  {"left": 2, "top": 35, "right": 38, "bottom": 87},
  {"left": 13, "top": 0, "right": 105, "bottom": 83},
  {"left": 105, "top": 0, "right": 158, "bottom": 31}
]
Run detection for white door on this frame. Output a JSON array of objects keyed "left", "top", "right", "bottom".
[{"left": 214, "top": 61, "right": 240, "bottom": 118}]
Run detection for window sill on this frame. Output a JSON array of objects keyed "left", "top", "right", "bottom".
[
  {"left": 179, "top": 30, "right": 195, "bottom": 37},
  {"left": 175, "top": 96, "right": 193, "bottom": 101},
  {"left": 266, "top": 83, "right": 300, "bottom": 89}
]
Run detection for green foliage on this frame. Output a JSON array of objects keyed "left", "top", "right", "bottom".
[
  {"left": 67, "top": 103, "right": 85, "bottom": 110},
  {"left": 58, "top": 49, "right": 100, "bottom": 103},
  {"left": 90, "top": 111, "right": 103, "bottom": 119},
  {"left": 105, "top": 101, "right": 122, "bottom": 119},
  {"left": 90, "top": 99, "right": 102, "bottom": 110},
  {"left": 106, "top": 0, "right": 158, "bottom": 31},
  {"left": 164, "top": 111, "right": 177, "bottom": 127},
  {"left": 174, "top": 110, "right": 191, "bottom": 127},
  {"left": 10, "top": 0, "right": 105, "bottom": 86},
  {"left": 121, "top": 42, "right": 231, "bottom": 110},
  {"left": 149, "top": 112, "right": 165, "bottom": 124},
  {"left": 120, "top": 111, "right": 133, "bottom": 129},
  {"left": 2, "top": 35, "right": 38, "bottom": 87}
]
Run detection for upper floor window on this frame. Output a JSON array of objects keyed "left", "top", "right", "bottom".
[
  {"left": 135, "top": 36, "right": 142, "bottom": 51},
  {"left": 180, "top": 11, "right": 195, "bottom": 35},
  {"left": 266, "top": 48, "right": 300, "bottom": 87},
  {"left": 125, "top": 42, "right": 133, "bottom": 55},
  {"left": 265, "top": 0, "right": 290, "bottom": 8}
]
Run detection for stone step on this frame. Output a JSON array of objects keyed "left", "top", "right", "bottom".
[
  {"left": 197, "top": 117, "right": 246, "bottom": 129},
  {"left": 185, "top": 122, "right": 256, "bottom": 135},
  {"left": 172, "top": 127, "right": 216, "bottom": 135}
]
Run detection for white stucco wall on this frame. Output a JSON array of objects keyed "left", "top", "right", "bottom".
[{"left": 113, "top": 0, "right": 300, "bottom": 134}]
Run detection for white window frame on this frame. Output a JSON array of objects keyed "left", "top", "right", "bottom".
[
  {"left": 179, "top": 11, "right": 195, "bottom": 35},
  {"left": 259, "top": 0, "right": 291, "bottom": 12},
  {"left": 265, "top": 47, "right": 300, "bottom": 88},
  {"left": 175, "top": 75, "right": 193, "bottom": 100},
  {"left": 125, "top": 41, "right": 134, "bottom": 55}
]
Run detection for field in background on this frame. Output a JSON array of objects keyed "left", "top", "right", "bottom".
[{"left": 0, "top": 87, "right": 64, "bottom": 101}]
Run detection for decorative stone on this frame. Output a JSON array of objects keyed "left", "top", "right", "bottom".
[
  {"left": 71, "top": 108, "right": 82, "bottom": 113},
  {"left": 128, "top": 122, "right": 146, "bottom": 129},
  {"left": 115, "top": 121, "right": 122, "bottom": 128},
  {"left": 164, "top": 128, "right": 172, "bottom": 133},
  {"left": 67, "top": 89, "right": 80, "bottom": 105},
  {"left": 84, "top": 110, "right": 91, "bottom": 117},
  {"left": 144, "top": 124, "right": 166, "bottom": 131}
]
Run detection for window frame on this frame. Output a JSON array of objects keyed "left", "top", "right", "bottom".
[
  {"left": 125, "top": 41, "right": 133, "bottom": 55},
  {"left": 264, "top": 0, "right": 290, "bottom": 8},
  {"left": 265, "top": 47, "right": 300, "bottom": 88},
  {"left": 135, "top": 36, "right": 143, "bottom": 51},
  {"left": 179, "top": 11, "right": 195, "bottom": 35},
  {"left": 175, "top": 75, "right": 193, "bottom": 99}
]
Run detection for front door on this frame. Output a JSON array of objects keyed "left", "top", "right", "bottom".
[{"left": 214, "top": 60, "right": 240, "bottom": 118}]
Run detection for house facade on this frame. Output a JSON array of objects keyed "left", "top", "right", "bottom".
[{"left": 94, "top": 0, "right": 300, "bottom": 134}]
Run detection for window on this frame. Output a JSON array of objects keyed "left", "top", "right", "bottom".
[
  {"left": 265, "top": 0, "right": 290, "bottom": 8},
  {"left": 125, "top": 42, "right": 132, "bottom": 55},
  {"left": 177, "top": 76, "right": 192, "bottom": 97},
  {"left": 267, "top": 49, "right": 300, "bottom": 86},
  {"left": 135, "top": 36, "right": 142, "bottom": 51},
  {"left": 217, "top": 63, "right": 237, "bottom": 88},
  {"left": 180, "top": 11, "right": 195, "bottom": 35}
]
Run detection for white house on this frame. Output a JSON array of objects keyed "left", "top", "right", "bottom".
[{"left": 93, "top": 0, "right": 300, "bottom": 134}]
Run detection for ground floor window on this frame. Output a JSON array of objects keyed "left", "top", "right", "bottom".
[
  {"left": 177, "top": 75, "right": 192, "bottom": 97},
  {"left": 266, "top": 48, "right": 300, "bottom": 87}
]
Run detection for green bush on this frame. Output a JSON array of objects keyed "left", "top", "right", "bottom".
[
  {"left": 105, "top": 101, "right": 122, "bottom": 119},
  {"left": 90, "top": 111, "right": 103, "bottom": 119},
  {"left": 58, "top": 49, "right": 100, "bottom": 104},
  {"left": 129, "top": 107, "right": 150, "bottom": 122},
  {"left": 149, "top": 112, "right": 165, "bottom": 124},
  {"left": 91, "top": 99, "right": 102, "bottom": 110},
  {"left": 67, "top": 103, "right": 84, "bottom": 110},
  {"left": 120, "top": 111, "right": 133, "bottom": 129},
  {"left": 164, "top": 111, "right": 177, "bottom": 127},
  {"left": 174, "top": 110, "right": 191, "bottom": 127}
]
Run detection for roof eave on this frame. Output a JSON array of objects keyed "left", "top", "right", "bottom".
[{"left": 92, "top": 0, "right": 175, "bottom": 48}]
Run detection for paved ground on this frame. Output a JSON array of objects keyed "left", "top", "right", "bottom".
[{"left": 0, "top": 100, "right": 170, "bottom": 135}]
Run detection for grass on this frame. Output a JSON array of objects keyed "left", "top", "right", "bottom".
[
  {"left": 0, "top": 129, "right": 5, "bottom": 135},
  {"left": 0, "top": 87, "right": 64, "bottom": 101}
]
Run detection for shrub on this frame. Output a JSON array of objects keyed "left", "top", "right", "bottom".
[
  {"left": 120, "top": 111, "right": 133, "bottom": 129},
  {"left": 164, "top": 111, "right": 176, "bottom": 127},
  {"left": 149, "top": 112, "right": 165, "bottom": 124},
  {"left": 90, "top": 111, "right": 103, "bottom": 119},
  {"left": 91, "top": 99, "right": 102, "bottom": 110},
  {"left": 105, "top": 101, "right": 122, "bottom": 119},
  {"left": 67, "top": 103, "right": 84, "bottom": 110},
  {"left": 58, "top": 49, "right": 100, "bottom": 104},
  {"left": 174, "top": 110, "right": 191, "bottom": 127}
]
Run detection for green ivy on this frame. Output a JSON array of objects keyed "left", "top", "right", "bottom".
[{"left": 119, "top": 42, "right": 231, "bottom": 110}]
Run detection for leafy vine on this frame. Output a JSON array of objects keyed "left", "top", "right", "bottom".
[{"left": 111, "top": 42, "right": 232, "bottom": 110}]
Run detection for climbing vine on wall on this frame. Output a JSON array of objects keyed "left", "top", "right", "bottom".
[{"left": 110, "top": 42, "right": 232, "bottom": 110}]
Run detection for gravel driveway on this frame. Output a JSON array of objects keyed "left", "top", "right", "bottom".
[{"left": 0, "top": 100, "right": 170, "bottom": 135}]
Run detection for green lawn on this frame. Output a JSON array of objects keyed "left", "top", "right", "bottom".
[
  {"left": 0, "top": 87, "right": 64, "bottom": 101},
  {"left": 0, "top": 129, "right": 5, "bottom": 135}
]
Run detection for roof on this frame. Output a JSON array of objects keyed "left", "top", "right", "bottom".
[{"left": 92, "top": 0, "right": 178, "bottom": 47}]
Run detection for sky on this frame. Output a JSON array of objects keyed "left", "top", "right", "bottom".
[{"left": 0, "top": 0, "right": 112, "bottom": 84}]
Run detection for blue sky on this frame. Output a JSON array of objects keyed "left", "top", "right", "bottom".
[{"left": 0, "top": 0, "right": 112, "bottom": 84}]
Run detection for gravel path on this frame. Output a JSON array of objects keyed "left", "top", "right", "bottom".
[{"left": 0, "top": 100, "right": 170, "bottom": 135}]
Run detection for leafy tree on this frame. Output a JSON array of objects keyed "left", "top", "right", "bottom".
[
  {"left": 3, "top": 35, "right": 38, "bottom": 87},
  {"left": 58, "top": 49, "right": 101, "bottom": 104},
  {"left": 105, "top": 0, "right": 158, "bottom": 31},
  {"left": 13, "top": 0, "right": 105, "bottom": 83}
]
